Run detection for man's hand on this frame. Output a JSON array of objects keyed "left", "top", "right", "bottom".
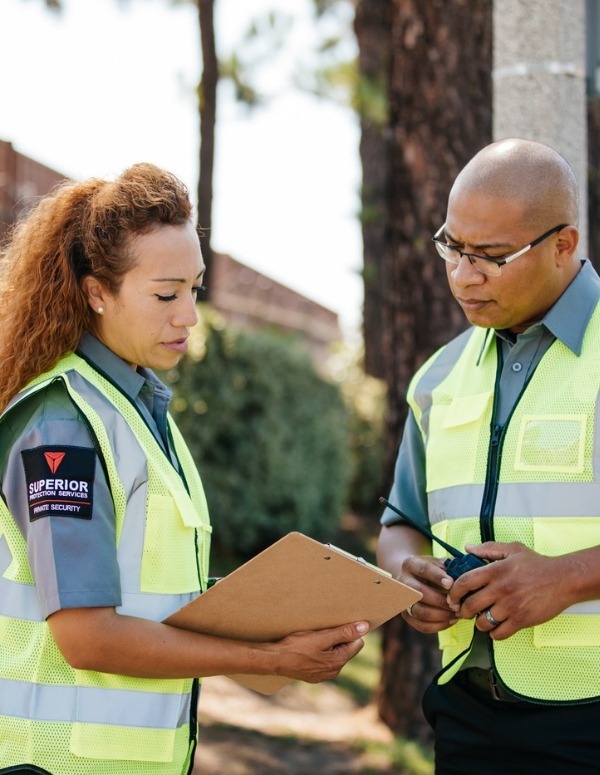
[
  {"left": 377, "top": 523, "right": 457, "bottom": 634},
  {"left": 396, "top": 554, "right": 458, "bottom": 634},
  {"left": 447, "top": 541, "right": 579, "bottom": 640}
]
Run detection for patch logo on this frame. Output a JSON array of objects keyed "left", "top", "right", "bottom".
[
  {"left": 44, "top": 451, "right": 66, "bottom": 473},
  {"left": 21, "top": 446, "right": 95, "bottom": 521}
]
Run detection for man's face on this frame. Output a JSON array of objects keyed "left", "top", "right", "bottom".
[{"left": 444, "top": 191, "right": 568, "bottom": 334}]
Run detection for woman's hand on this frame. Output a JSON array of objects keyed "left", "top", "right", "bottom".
[
  {"left": 264, "top": 622, "right": 369, "bottom": 683},
  {"left": 48, "top": 606, "right": 368, "bottom": 683}
]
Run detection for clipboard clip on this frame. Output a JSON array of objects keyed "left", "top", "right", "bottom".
[{"left": 323, "top": 542, "right": 392, "bottom": 578}]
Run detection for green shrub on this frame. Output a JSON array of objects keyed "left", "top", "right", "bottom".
[
  {"left": 162, "top": 313, "right": 351, "bottom": 558},
  {"left": 328, "top": 342, "right": 387, "bottom": 518}
]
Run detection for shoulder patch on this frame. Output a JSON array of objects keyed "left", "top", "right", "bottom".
[{"left": 21, "top": 446, "right": 95, "bottom": 521}]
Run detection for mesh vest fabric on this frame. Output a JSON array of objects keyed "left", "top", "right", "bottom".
[
  {"left": 408, "top": 308, "right": 600, "bottom": 703},
  {"left": 0, "top": 353, "right": 211, "bottom": 773}
]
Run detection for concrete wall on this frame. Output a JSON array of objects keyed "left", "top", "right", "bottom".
[{"left": 493, "top": 0, "right": 588, "bottom": 251}]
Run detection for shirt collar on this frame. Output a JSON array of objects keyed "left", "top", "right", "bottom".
[
  {"left": 77, "top": 333, "right": 170, "bottom": 402},
  {"left": 540, "top": 259, "right": 600, "bottom": 355},
  {"left": 476, "top": 259, "right": 600, "bottom": 362}
]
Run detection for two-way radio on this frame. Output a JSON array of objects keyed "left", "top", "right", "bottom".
[{"left": 378, "top": 497, "right": 486, "bottom": 579}]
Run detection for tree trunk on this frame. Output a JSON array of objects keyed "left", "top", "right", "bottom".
[
  {"left": 197, "top": 0, "right": 218, "bottom": 293},
  {"left": 372, "top": 0, "right": 493, "bottom": 744},
  {"left": 354, "top": 0, "right": 393, "bottom": 381}
]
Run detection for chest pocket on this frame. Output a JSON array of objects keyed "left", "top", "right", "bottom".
[
  {"left": 141, "top": 484, "right": 204, "bottom": 594},
  {"left": 514, "top": 414, "right": 587, "bottom": 474},
  {"left": 427, "top": 391, "right": 493, "bottom": 491}
]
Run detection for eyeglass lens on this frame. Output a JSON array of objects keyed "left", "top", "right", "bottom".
[{"left": 435, "top": 245, "right": 502, "bottom": 277}]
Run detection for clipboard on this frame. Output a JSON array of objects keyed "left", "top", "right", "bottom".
[{"left": 164, "top": 531, "right": 421, "bottom": 694}]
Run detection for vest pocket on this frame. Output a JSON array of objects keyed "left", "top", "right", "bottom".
[
  {"left": 141, "top": 494, "right": 202, "bottom": 594},
  {"left": 532, "top": 517, "right": 600, "bottom": 646},
  {"left": 514, "top": 414, "right": 587, "bottom": 473},
  {"left": 427, "top": 391, "right": 492, "bottom": 489},
  {"left": 70, "top": 722, "right": 177, "bottom": 762},
  {"left": 69, "top": 675, "right": 190, "bottom": 762}
]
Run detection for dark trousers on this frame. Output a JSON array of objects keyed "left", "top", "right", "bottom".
[{"left": 423, "top": 675, "right": 600, "bottom": 775}]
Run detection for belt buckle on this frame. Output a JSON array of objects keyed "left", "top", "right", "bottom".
[
  {"left": 488, "top": 670, "right": 517, "bottom": 702},
  {"left": 488, "top": 670, "right": 504, "bottom": 701}
]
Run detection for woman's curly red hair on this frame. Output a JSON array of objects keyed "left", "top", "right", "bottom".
[{"left": 0, "top": 162, "right": 193, "bottom": 411}]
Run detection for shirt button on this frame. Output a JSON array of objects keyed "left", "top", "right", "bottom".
[{"left": 511, "top": 362, "right": 523, "bottom": 372}]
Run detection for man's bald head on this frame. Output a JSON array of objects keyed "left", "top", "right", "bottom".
[{"left": 449, "top": 138, "right": 579, "bottom": 231}]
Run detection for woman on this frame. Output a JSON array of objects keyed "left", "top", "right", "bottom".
[{"left": 0, "top": 163, "right": 367, "bottom": 775}]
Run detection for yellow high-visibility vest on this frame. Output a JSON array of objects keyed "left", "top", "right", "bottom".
[
  {"left": 0, "top": 352, "right": 211, "bottom": 773},
  {"left": 409, "top": 307, "right": 600, "bottom": 702}
]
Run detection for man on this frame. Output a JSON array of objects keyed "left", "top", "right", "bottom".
[{"left": 377, "top": 138, "right": 600, "bottom": 774}]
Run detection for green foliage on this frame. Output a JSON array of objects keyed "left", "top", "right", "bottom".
[
  {"left": 355, "top": 73, "right": 389, "bottom": 125},
  {"left": 218, "top": 10, "right": 293, "bottom": 109},
  {"left": 346, "top": 409, "right": 386, "bottom": 515},
  {"left": 163, "top": 313, "right": 351, "bottom": 558},
  {"left": 328, "top": 341, "right": 387, "bottom": 517}
]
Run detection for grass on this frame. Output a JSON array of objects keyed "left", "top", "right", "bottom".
[
  {"left": 207, "top": 522, "right": 435, "bottom": 774},
  {"left": 356, "top": 738, "right": 434, "bottom": 775},
  {"left": 332, "top": 631, "right": 382, "bottom": 706},
  {"left": 332, "top": 630, "right": 434, "bottom": 775}
]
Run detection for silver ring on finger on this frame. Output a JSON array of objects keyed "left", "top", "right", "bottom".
[{"left": 484, "top": 608, "right": 500, "bottom": 627}]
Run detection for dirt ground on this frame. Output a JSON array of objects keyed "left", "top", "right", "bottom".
[{"left": 192, "top": 673, "right": 403, "bottom": 775}]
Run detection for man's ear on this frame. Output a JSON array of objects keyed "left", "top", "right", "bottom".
[
  {"left": 81, "top": 276, "right": 109, "bottom": 314},
  {"left": 556, "top": 225, "right": 579, "bottom": 266}
]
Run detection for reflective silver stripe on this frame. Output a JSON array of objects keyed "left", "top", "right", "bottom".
[
  {"left": 0, "top": 536, "right": 43, "bottom": 621},
  {"left": 119, "top": 591, "right": 198, "bottom": 622},
  {"left": 62, "top": 369, "right": 149, "bottom": 592},
  {"left": 0, "top": 577, "right": 43, "bottom": 621},
  {"left": 0, "top": 678, "right": 191, "bottom": 729},
  {"left": 429, "top": 482, "right": 600, "bottom": 523},
  {"left": 565, "top": 600, "right": 600, "bottom": 614},
  {"left": 0, "top": 583, "right": 196, "bottom": 625},
  {"left": 62, "top": 367, "right": 209, "bottom": 599},
  {"left": 0, "top": 550, "right": 196, "bottom": 624},
  {"left": 428, "top": 484, "right": 484, "bottom": 524}
]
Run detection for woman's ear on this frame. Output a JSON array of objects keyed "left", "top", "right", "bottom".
[{"left": 81, "top": 276, "right": 108, "bottom": 315}]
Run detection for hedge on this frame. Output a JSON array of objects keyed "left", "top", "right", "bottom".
[{"left": 162, "top": 314, "right": 352, "bottom": 558}]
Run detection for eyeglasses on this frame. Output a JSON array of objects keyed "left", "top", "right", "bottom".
[{"left": 432, "top": 223, "right": 567, "bottom": 277}]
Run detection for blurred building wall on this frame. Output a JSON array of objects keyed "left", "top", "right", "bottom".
[
  {"left": 0, "top": 140, "right": 68, "bottom": 242},
  {"left": 0, "top": 140, "right": 341, "bottom": 369},
  {"left": 210, "top": 252, "right": 341, "bottom": 372}
]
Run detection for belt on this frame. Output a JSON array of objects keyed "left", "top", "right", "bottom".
[{"left": 457, "top": 668, "right": 521, "bottom": 703}]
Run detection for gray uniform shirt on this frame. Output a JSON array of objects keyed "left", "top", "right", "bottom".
[
  {"left": 0, "top": 334, "right": 175, "bottom": 618},
  {"left": 381, "top": 259, "right": 600, "bottom": 668}
]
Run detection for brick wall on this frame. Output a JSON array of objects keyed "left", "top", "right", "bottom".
[
  {"left": 0, "top": 141, "right": 342, "bottom": 367},
  {"left": 209, "top": 252, "right": 342, "bottom": 371},
  {"left": 0, "top": 140, "right": 68, "bottom": 241}
]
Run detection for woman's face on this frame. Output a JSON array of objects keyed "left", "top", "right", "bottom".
[{"left": 88, "top": 222, "right": 205, "bottom": 371}]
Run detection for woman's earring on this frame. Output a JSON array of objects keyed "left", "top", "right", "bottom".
[{"left": 97, "top": 306, "right": 104, "bottom": 315}]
